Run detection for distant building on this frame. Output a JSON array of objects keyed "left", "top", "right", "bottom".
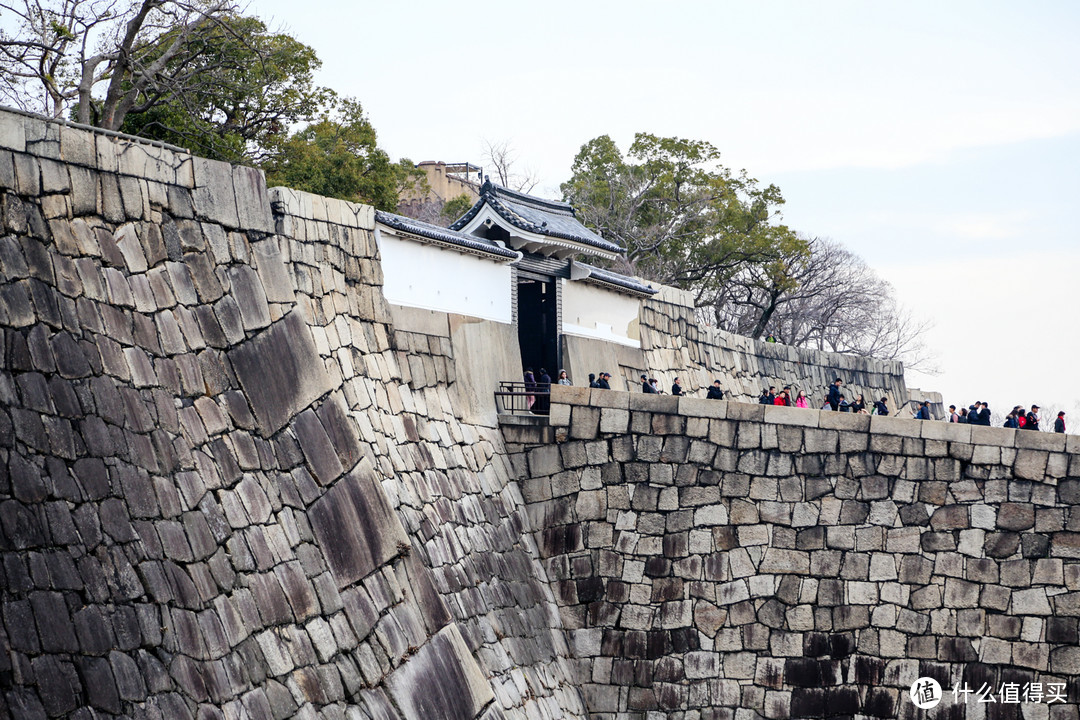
[{"left": 396, "top": 161, "right": 482, "bottom": 225}]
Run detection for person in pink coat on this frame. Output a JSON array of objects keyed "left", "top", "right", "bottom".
[{"left": 795, "top": 390, "right": 809, "bottom": 408}]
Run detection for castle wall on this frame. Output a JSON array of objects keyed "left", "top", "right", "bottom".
[
  {"left": 2, "top": 104, "right": 1067, "bottom": 720},
  {"left": 506, "top": 385, "right": 1080, "bottom": 718},
  {"left": 0, "top": 108, "right": 585, "bottom": 720}
]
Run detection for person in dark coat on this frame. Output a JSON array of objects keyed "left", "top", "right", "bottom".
[
  {"left": 671, "top": 378, "right": 683, "bottom": 396},
  {"left": 827, "top": 379, "right": 843, "bottom": 411},
  {"left": 588, "top": 373, "right": 598, "bottom": 388},
  {"left": 873, "top": 397, "right": 889, "bottom": 416},
  {"left": 915, "top": 401, "right": 931, "bottom": 420},
  {"left": 978, "top": 403, "right": 992, "bottom": 426},
  {"left": 534, "top": 368, "right": 551, "bottom": 414},
  {"left": 1026, "top": 405, "right": 1040, "bottom": 431},
  {"left": 641, "top": 374, "right": 658, "bottom": 393},
  {"left": 1055, "top": 412, "right": 1066, "bottom": 433},
  {"left": 759, "top": 386, "right": 776, "bottom": 404},
  {"left": 706, "top": 380, "right": 724, "bottom": 400},
  {"left": 597, "top": 372, "right": 611, "bottom": 390}
]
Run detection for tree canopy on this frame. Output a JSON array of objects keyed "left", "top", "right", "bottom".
[
  {"left": 118, "top": 14, "right": 331, "bottom": 164},
  {"left": 562, "top": 133, "right": 806, "bottom": 297},
  {"left": 562, "top": 132, "right": 933, "bottom": 368},
  {"left": 262, "top": 98, "right": 422, "bottom": 212}
]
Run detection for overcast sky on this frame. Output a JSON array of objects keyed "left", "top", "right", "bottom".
[{"left": 249, "top": 0, "right": 1080, "bottom": 423}]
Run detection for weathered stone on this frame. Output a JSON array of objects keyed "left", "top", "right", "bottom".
[
  {"left": 228, "top": 311, "right": 333, "bottom": 436},
  {"left": 308, "top": 466, "right": 408, "bottom": 589},
  {"left": 384, "top": 625, "right": 494, "bottom": 720}
]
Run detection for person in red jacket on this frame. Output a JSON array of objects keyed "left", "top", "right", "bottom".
[{"left": 774, "top": 387, "right": 791, "bottom": 406}]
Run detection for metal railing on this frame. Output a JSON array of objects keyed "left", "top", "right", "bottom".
[{"left": 495, "top": 381, "right": 550, "bottom": 415}]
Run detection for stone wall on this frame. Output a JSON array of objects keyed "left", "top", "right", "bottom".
[
  {"left": 0, "top": 108, "right": 585, "bottom": 719},
  {"left": 506, "top": 385, "right": 1080, "bottom": 718},
  {"left": 638, "top": 285, "right": 911, "bottom": 412}
]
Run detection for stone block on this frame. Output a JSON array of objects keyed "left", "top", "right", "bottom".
[
  {"left": 308, "top": 466, "right": 409, "bottom": 589},
  {"left": 629, "top": 392, "right": 679, "bottom": 413},
  {"left": 232, "top": 164, "right": 273, "bottom": 233},
  {"left": 763, "top": 405, "right": 818, "bottom": 428},
  {"left": 226, "top": 265, "right": 271, "bottom": 331},
  {"left": 1016, "top": 430, "right": 1066, "bottom": 452},
  {"left": 384, "top": 625, "right": 494, "bottom": 720},
  {"left": 0, "top": 111, "right": 27, "bottom": 151},
  {"left": 228, "top": 311, "right": 333, "bottom": 436},
  {"left": 869, "top": 415, "right": 920, "bottom": 438},
  {"left": 728, "top": 402, "right": 765, "bottom": 422},
  {"left": 1014, "top": 449, "right": 1049, "bottom": 481},
  {"left": 970, "top": 425, "right": 1016, "bottom": 447},
  {"left": 817, "top": 412, "right": 870, "bottom": 432},
  {"left": 192, "top": 156, "right": 239, "bottom": 227},
  {"left": 678, "top": 396, "right": 728, "bottom": 419},
  {"left": 550, "top": 384, "right": 590, "bottom": 406},
  {"left": 920, "top": 421, "right": 970, "bottom": 442}
]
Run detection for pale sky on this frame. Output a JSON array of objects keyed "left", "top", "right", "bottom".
[{"left": 247, "top": 0, "right": 1080, "bottom": 422}]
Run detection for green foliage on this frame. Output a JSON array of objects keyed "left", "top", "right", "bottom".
[
  {"left": 119, "top": 14, "right": 331, "bottom": 164},
  {"left": 441, "top": 194, "right": 475, "bottom": 224},
  {"left": 263, "top": 98, "right": 412, "bottom": 211},
  {"left": 561, "top": 133, "right": 806, "bottom": 301}
]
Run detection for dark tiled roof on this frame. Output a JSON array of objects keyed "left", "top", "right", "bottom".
[
  {"left": 570, "top": 260, "right": 657, "bottom": 297},
  {"left": 450, "top": 180, "right": 624, "bottom": 254},
  {"left": 375, "top": 210, "right": 520, "bottom": 260}
]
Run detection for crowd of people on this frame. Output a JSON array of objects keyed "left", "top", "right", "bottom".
[
  {"left": 945, "top": 402, "right": 1066, "bottom": 433},
  {"left": 528, "top": 368, "right": 1068, "bottom": 433}
]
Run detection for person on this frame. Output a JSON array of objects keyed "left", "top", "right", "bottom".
[
  {"left": 915, "top": 401, "right": 931, "bottom": 420},
  {"left": 1026, "top": 405, "right": 1040, "bottom": 431},
  {"left": 827, "top": 379, "right": 843, "bottom": 411},
  {"left": 795, "top": 390, "right": 809, "bottom": 408},
  {"left": 558, "top": 370, "right": 572, "bottom": 386},
  {"left": 957, "top": 407, "right": 969, "bottom": 423},
  {"left": 706, "top": 380, "right": 724, "bottom": 400},
  {"left": 1016, "top": 407, "right": 1027, "bottom": 429},
  {"left": 1055, "top": 411, "right": 1066, "bottom": 433},
  {"left": 588, "top": 373, "right": 598, "bottom": 388},
  {"left": 641, "top": 374, "right": 658, "bottom": 393},
  {"left": 765, "top": 333, "right": 777, "bottom": 343},
  {"left": 977, "top": 403, "right": 992, "bottom": 426},
  {"left": 850, "top": 394, "right": 866, "bottom": 414},
  {"left": 837, "top": 394, "right": 851, "bottom": 412},
  {"left": 671, "top": 377, "right": 683, "bottom": 396},
  {"left": 948, "top": 405, "right": 959, "bottom": 423},
  {"left": 759, "top": 386, "right": 777, "bottom": 405},
  {"left": 597, "top": 372, "right": 611, "bottom": 390},
  {"left": 535, "top": 368, "right": 552, "bottom": 414},
  {"left": 1003, "top": 409, "right": 1019, "bottom": 429},
  {"left": 523, "top": 368, "right": 536, "bottom": 410},
  {"left": 774, "top": 387, "right": 791, "bottom": 406},
  {"left": 873, "top": 397, "right": 889, "bottom": 416}
]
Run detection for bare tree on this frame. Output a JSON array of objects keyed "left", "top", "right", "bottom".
[
  {"left": 703, "top": 236, "right": 938, "bottom": 372},
  {"left": 0, "top": 0, "right": 239, "bottom": 129},
  {"left": 481, "top": 139, "right": 539, "bottom": 193}
]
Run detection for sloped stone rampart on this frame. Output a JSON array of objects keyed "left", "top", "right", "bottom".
[
  {"left": 0, "top": 108, "right": 585, "bottom": 719},
  {"left": 504, "top": 385, "right": 1080, "bottom": 718}
]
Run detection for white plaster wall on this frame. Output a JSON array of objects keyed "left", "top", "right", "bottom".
[
  {"left": 376, "top": 230, "right": 513, "bottom": 324},
  {"left": 561, "top": 279, "right": 641, "bottom": 348}
]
